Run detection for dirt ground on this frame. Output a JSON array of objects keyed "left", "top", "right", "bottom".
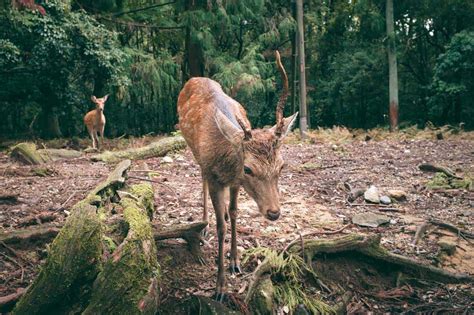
[{"left": 1, "top": 128, "right": 473, "bottom": 313}]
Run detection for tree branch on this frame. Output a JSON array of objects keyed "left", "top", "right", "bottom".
[{"left": 113, "top": 1, "right": 176, "bottom": 17}]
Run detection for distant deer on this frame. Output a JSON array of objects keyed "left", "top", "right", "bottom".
[
  {"left": 177, "top": 51, "right": 297, "bottom": 300},
  {"left": 84, "top": 95, "right": 108, "bottom": 150}
]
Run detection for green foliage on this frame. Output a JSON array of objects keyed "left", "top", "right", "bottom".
[{"left": 244, "top": 247, "right": 333, "bottom": 314}]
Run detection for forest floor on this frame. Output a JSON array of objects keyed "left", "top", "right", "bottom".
[{"left": 0, "top": 126, "right": 473, "bottom": 313}]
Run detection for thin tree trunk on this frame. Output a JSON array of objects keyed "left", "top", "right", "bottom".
[
  {"left": 296, "top": 0, "right": 308, "bottom": 138},
  {"left": 386, "top": 0, "right": 399, "bottom": 131},
  {"left": 291, "top": 0, "right": 298, "bottom": 115}
]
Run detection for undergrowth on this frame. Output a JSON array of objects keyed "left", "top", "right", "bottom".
[{"left": 243, "top": 247, "right": 334, "bottom": 314}]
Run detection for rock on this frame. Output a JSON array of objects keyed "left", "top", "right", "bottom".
[
  {"left": 348, "top": 188, "right": 365, "bottom": 202},
  {"left": 364, "top": 185, "right": 380, "bottom": 204},
  {"left": 380, "top": 195, "right": 391, "bottom": 205},
  {"left": 162, "top": 156, "right": 173, "bottom": 163},
  {"left": 387, "top": 189, "right": 407, "bottom": 201},
  {"left": 352, "top": 212, "right": 390, "bottom": 228}
]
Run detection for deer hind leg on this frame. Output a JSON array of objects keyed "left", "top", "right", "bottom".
[
  {"left": 93, "top": 130, "right": 100, "bottom": 150},
  {"left": 202, "top": 178, "right": 209, "bottom": 237},
  {"left": 229, "top": 185, "right": 241, "bottom": 274},
  {"left": 208, "top": 182, "right": 228, "bottom": 301},
  {"left": 99, "top": 125, "right": 105, "bottom": 150}
]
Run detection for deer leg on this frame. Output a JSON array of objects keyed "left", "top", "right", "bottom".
[
  {"left": 93, "top": 131, "right": 100, "bottom": 150},
  {"left": 99, "top": 125, "right": 105, "bottom": 149},
  {"left": 209, "top": 183, "right": 227, "bottom": 301},
  {"left": 229, "top": 185, "right": 241, "bottom": 274},
  {"left": 88, "top": 129, "right": 96, "bottom": 149},
  {"left": 202, "top": 178, "right": 209, "bottom": 237}
]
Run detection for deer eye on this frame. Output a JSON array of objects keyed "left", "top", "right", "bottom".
[{"left": 244, "top": 166, "right": 253, "bottom": 176}]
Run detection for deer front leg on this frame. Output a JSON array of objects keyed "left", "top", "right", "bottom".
[
  {"left": 229, "top": 185, "right": 241, "bottom": 274},
  {"left": 209, "top": 183, "right": 227, "bottom": 302},
  {"left": 88, "top": 129, "right": 96, "bottom": 149}
]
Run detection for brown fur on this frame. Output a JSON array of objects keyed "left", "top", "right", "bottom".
[
  {"left": 84, "top": 95, "right": 108, "bottom": 150},
  {"left": 177, "top": 76, "right": 296, "bottom": 298}
]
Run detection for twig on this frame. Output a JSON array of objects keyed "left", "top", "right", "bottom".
[{"left": 55, "top": 191, "right": 78, "bottom": 211}]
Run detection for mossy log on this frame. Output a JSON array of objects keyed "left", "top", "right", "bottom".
[
  {"left": 37, "top": 148, "right": 82, "bottom": 161},
  {"left": 13, "top": 159, "right": 161, "bottom": 314},
  {"left": 90, "top": 136, "right": 186, "bottom": 163},
  {"left": 0, "top": 223, "right": 60, "bottom": 249},
  {"left": 10, "top": 143, "right": 83, "bottom": 165},
  {"left": 10, "top": 143, "right": 47, "bottom": 165},
  {"left": 12, "top": 201, "right": 103, "bottom": 314},
  {"left": 83, "top": 183, "right": 160, "bottom": 314},
  {"left": 289, "top": 234, "right": 473, "bottom": 283}
]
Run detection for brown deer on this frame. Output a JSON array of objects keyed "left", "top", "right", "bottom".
[
  {"left": 177, "top": 51, "right": 297, "bottom": 300},
  {"left": 84, "top": 95, "right": 108, "bottom": 150}
]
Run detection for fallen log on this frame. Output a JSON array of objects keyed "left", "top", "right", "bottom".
[
  {"left": 83, "top": 183, "right": 160, "bottom": 314},
  {"left": 90, "top": 136, "right": 186, "bottom": 163},
  {"left": 12, "top": 160, "right": 133, "bottom": 314}
]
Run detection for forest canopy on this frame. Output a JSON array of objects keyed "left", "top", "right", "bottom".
[{"left": 0, "top": 0, "right": 473, "bottom": 139}]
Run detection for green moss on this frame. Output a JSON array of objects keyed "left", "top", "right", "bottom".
[
  {"left": 83, "top": 186, "right": 160, "bottom": 314},
  {"left": 299, "top": 162, "right": 321, "bottom": 171},
  {"left": 10, "top": 142, "right": 48, "bottom": 165},
  {"left": 427, "top": 172, "right": 473, "bottom": 190},
  {"left": 129, "top": 183, "right": 155, "bottom": 219},
  {"left": 13, "top": 201, "right": 103, "bottom": 315}
]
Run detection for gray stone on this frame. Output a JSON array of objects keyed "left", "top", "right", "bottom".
[
  {"left": 380, "top": 195, "right": 391, "bottom": 205},
  {"left": 352, "top": 212, "right": 390, "bottom": 228},
  {"left": 162, "top": 156, "right": 173, "bottom": 163},
  {"left": 364, "top": 185, "right": 380, "bottom": 203}
]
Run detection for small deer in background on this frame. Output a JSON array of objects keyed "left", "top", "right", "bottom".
[
  {"left": 84, "top": 95, "right": 108, "bottom": 150},
  {"left": 177, "top": 51, "right": 297, "bottom": 300}
]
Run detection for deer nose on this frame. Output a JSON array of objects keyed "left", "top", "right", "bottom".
[{"left": 266, "top": 209, "right": 280, "bottom": 221}]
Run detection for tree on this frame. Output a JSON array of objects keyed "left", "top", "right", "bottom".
[{"left": 386, "top": 0, "right": 399, "bottom": 131}]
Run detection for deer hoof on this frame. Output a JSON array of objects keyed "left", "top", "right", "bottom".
[
  {"left": 213, "top": 292, "right": 227, "bottom": 303},
  {"left": 229, "top": 262, "right": 242, "bottom": 274}
]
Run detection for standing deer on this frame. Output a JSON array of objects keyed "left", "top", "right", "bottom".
[
  {"left": 84, "top": 95, "right": 108, "bottom": 150},
  {"left": 177, "top": 51, "right": 297, "bottom": 300}
]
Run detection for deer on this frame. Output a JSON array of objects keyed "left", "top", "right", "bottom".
[
  {"left": 84, "top": 95, "right": 108, "bottom": 150},
  {"left": 177, "top": 51, "right": 297, "bottom": 301}
]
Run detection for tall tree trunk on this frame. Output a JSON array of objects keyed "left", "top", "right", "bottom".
[
  {"left": 291, "top": 0, "right": 298, "bottom": 115},
  {"left": 296, "top": 0, "right": 308, "bottom": 138},
  {"left": 184, "top": 0, "right": 205, "bottom": 79},
  {"left": 386, "top": 0, "right": 399, "bottom": 131}
]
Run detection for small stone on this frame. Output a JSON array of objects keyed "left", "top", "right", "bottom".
[
  {"left": 380, "top": 195, "right": 391, "bottom": 205},
  {"left": 387, "top": 189, "right": 407, "bottom": 201},
  {"left": 162, "top": 156, "right": 173, "bottom": 163},
  {"left": 364, "top": 185, "right": 380, "bottom": 203},
  {"left": 353, "top": 212, "right": 390, "bottom": 228}
]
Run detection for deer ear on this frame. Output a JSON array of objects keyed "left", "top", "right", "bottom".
[
  {"left": 271, "top": 112, "right": 298, "bottom": 139},
  {"left": 91, "top": 96, "right": 97, "bottom": 103},
  {"left": 214, "top": 109, "right": 244, "bottom": 147},
  {"left": 103, "top": 94, "right": 109, "bottom": 102}
]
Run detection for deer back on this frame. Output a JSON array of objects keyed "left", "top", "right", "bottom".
[{"left": 177, "top": 77, "right": 250, "bottom": 184}]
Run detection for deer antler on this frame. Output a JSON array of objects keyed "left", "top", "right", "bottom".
[{"left": 274, "top": 50, "right": 289, "bottom": 138}]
